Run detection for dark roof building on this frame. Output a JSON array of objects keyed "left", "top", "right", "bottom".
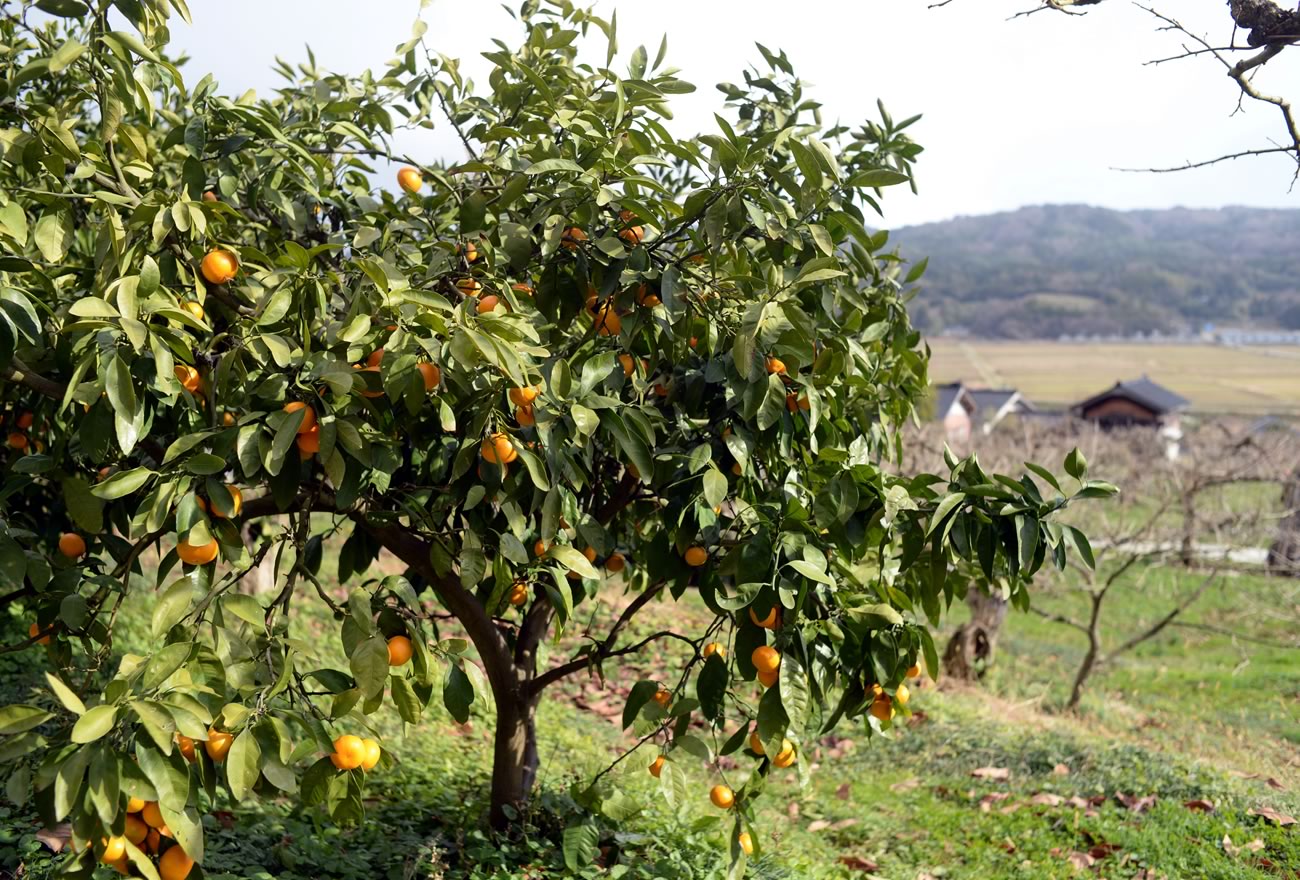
[
  {"left": 1070, "top": 376, "right": 1188, "bottom": 428},
  {"left": 933, "top": 382, "right": 1035, "bottom": 442}
]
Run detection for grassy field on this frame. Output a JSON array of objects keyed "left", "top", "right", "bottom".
[
  {"left": 927, "top": 338, "right": 1300, "bottom": 415},
  {"left": 2, "top": 553, "right": 1297, "bottom": 880}
]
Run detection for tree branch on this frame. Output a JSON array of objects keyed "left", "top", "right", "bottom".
[
  {"left": 1100, "top": 569, "right": 1218, "bottom": 662},
  {"left": 0, "top": 357, "right": 66, "bottom": 400}
]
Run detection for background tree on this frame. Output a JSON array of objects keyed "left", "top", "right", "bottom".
[{"left": 0, "top": 1, "right": 1107, "bottom": 877}]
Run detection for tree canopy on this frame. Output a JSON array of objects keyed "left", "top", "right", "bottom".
[{"left": 0, "top": 1, "right": 1112, "bottom": 877}]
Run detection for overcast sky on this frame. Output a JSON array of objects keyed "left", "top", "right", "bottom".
[{"left": 167, "top": 0, "right": 1300, "bottom": 228}]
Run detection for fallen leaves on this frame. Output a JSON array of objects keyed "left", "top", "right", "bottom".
[
  {"left": 838, "top": 855, "right": 881, "bottom": 872},
  {"left": 35, "top": 824, "right": 72, "bottom": 853},
  {"left": 1222, "top": 835, "right": 1266, "bottom": 857},
  {"left": 1052, "top": 763, "right": 1071, "bottom": 776},
  {"left": 1115, "top": 792, "right": 1158, "bottom": 813},
  {"left": 971, "top": 766, "right": 1011, "bottom": 780},
  {"left": 1247, "top": 806, "right": 1296, "bottom": 826},
  {"left": 1182, "top": 798, "right": 1215, "bottom": 813},
  {"left": 889, "top": 777, "right": 921, "bottom": 793}
]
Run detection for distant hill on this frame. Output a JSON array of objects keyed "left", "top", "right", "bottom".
[{"left": 891, "top": 205, "right": 1300, "bottom": 339}]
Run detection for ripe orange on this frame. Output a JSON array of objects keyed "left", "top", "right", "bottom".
[
  {"left": 906, "top": 663, "right": 921, "bottom": 678},
  {"left": 205, "top": 729, "right": 234, "bottom": 762},
  {"left": 480, "top": 432, "right": 517, "bottom": 464},
  {"left": 176, "top": 538, "right": 219, "bottom": 566},
  {"left": 296, "top": 425, "right": 321, "bottom": 457},
  {"left": 683, "top": 546, "right": 708, "bottom": 567},
  {"left": 418, "top": 363, "right": 441, "bottom": 391},
  {"left": 6, "top": 432, "right": 26, "bottom": 450},
  {"left": 221, "top": 411, "right": 236, "bottom": 427},
  {"left": 515, "top": 405, "right": 535, "bottom": 427},
  {"left": 786, "top": 392, "right": 809, "bottom": 412},
  {"left": 749, "top": 606, "right": 778, "bottom": 629},
  {"left": 202, "top": 191, "right": 218, "bottom": 203},
  {"left": 772, "top": 739, "right": 796, "bottom": 768},
  {"left": 396, "top": 167, "right": 423, "bottom": 193},
  {"left": 765, "top": 356, "right": 786, "bottom": 375},
  {"left": 618, "top": 354, "right": 635, "bottom": 377},
  {"left": 200, "top": 249, "right": 238, "bottom": 285},
  {"left": 58, "top": 532, "right": 86, "bottom": 559},
  {"left": 354, "top": 365, "right": 385, "bottom": 398},
  {"left": 758, "top": 668, "right": 779, "bottom": 688},
  {"left": 710, "top": 785, "right": 735, "bottom": 809},
  {"left": 174, "top": 365, "right": 201, "bottom": 393},
  {"left": 366, "top": 349, "right": 385, "bottom": 368},
  {"left": 749, "top": 731, "right": 766, "bottom": 755},
  {"left": 176, "top": 734, "right": 195, "bottom": 762},
  {"left": 100, "top": 836, "right": 126, "bottom": 863},
  {"left": 141, "top": 802, "right": 165, "bottom": 829},
  {"left": 126, "top": 796, "right": 146, "bottom": 814},
  {"left": 561, "top": 226, "right": 587, "bottom": 250},
  {"left": 29, "top": 622, "right": 49, "bottom": 645},
  {"left": 182, "top": 301, "right": 205, "bottom": 322},
  {"left": 605, "top": 552, "right": 626, "bottom": 573},
  {"left": 652, "top": 687, "right": 672, "bottom": 709},
  {"left": 581, "top": 546, "right": 597, "bottom": 564},
  {"left": 15, "top": 411, "right": 33, "bottom": 429},
  {"left": 361, "top": 738, "right": 382, "bottom": 771},
  {"left": 652, "top": 382, "right": 669, "bottom": 398},
  {"left": 145, "top": 829, "right": 161, "bottom": 853},
  {"left": 702, "top": 641, "right": 725, "bottom": 659},
  {"left": 508, "top": 581, "right": 529, "bottom": 606},
  {"left": 331, "top": 734, "right": 366, "bottom": 770},
  {"left": 635, "top": 285, "right": 661, "bottom": 307},
  {"left": 739, "top": 832, "right": 754, "bottom": 855},
  {"left": 456, "top": 278, "right": 483, "bottom": 297},
  {"left": 124, "top": 814, "right": 147, "bottom": 845},
  {"left": 387, "top": 635, "right": 413, "bottom": 667},
  {"left": 533, "top": 539, "right": 548, "bottom": 557},
  {"left": 459, "top": 241, "right": 479, "bottom": 262},
  {"left": 751, "top": 646, "right": 781, "bottom": 675},
  {"left": 619, "top": 225, "right": 644, "bottom": 246},
  {"left": 870, "top": 697, "right": 894, "bottom": 722},
  {"left": 509, "top": 385, "right": 540, "bottom": 407},
  {"left": 511, "top": 282, "right": 533, "bottom": 296},
  {"left": 591, "top": 302, "right": 621, "bottom": 336},
  {"left": 283, "top": 401, "right": 317, "bottom": 434},
  {"left": 477, "top": 294, "right": 506, "bottom": 314},
  {"left": 731, "top": 461, "right": 743, "bottom": 476},
  {"left": 895, "top": 683, "right": 910, "bottom": 705},
  {"left": 158, "top": 844, "right": 194, "bottom": 880},
  {"left": 649, "top": 756, "right": 665, "bottom": 778}
]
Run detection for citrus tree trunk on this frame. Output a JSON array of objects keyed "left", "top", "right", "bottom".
[
  {"left": 942, "top": 588, "right": 1008, "bottom": 680},
  {"left": 1268, "top": 465, "right": 1300, "bottom": 578}
]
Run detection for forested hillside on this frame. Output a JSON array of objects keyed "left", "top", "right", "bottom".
[{"left": 894, "top": 205, "right": 1300, "bottom": 338}]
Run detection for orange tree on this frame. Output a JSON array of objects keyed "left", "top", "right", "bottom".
[{"left": 0, "top": 0, "right": 1115, "bottom": 876}]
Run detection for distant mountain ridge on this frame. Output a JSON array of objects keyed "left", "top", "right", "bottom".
[{"left": 891, "top": 204, "right": 1300, "bottom": 339}]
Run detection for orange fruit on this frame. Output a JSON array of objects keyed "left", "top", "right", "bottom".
[
  {"left": 749, "top": 606, "right": 778, "bottom": 629},
  {"left": 618, "top": 354, "right": 635, "bottom": 377},
  {"left": 652, "top": 687, "right": 671, "bottom": 708},
  {"left": 749, "top": 731, "right": 765, "bottom": 755},
  {"left": 296, "top": 425, "right": 321, "bottom": 457},
  {"left": 212, "top": 484, "right": 241, "bottom": 518},
  {"left": 739, "top": 832, "right": 754, "bottom": 855},
  {"left": 710, "top": 785, "right": 735, "bottom": 809},
  {"left": 360, "top": 738, "right": 382, "bottom": 771},
  {"left": 182, "top": 301, "right": 205, "bottom": 322},
  {"left": 683, "top": 546, "right": 708, "bottom": 567},
  {"left": 592, "top": 302, "right": 621, "bottom": 336},
  {"left": 702, "top": 642, "right": 725, "bottom": 659},
  {"left": 205, "top": 729, "right": 233, "bottom": 762},
  {"left": 456, "top": 278, "right": 483, "bottom": 297},
  {"left": 124, "top": 814, "right": 147, "bottom": 845},
  {"left": 533, "top": 539, "right": 548, "bottom": 558},
  {"left": 509, "top": 385, "right": 540, "bottom": 407},
  {"left": 870, "top": 697, "right": 895, "bottom": 722},
  {"left": 652, "top": 382, "right": 669, "bottom": 398},
  {"left": 15, "top": 411, "right": 33, "bottom": 429},
  {"left": 477, "top": 294, "right": 506, "bottom": 314},
  {"left": 158, "top": 844, "right": 194, "bottom": 880},
  {"left": 283, "top": 401, "right": 317, "bottom": 434},
  {"left": 386, "top": 635, "right": 413, "bottom": 667},
  {"left": 221, "top": 411, "right": 236, "bottom": 427},
  {"left": 561, "top": 226, "right": 587, "bottom": 250},
  {"left": 176, "top": 734, "right": 195, "bottom": 762},
  {"left": 786, "top": 392, "right": 809, "bottom": 412},
  {"left": 459, "top": 241, "right": 479, "bottom": 262},
  {"left": 648, "top": 756, "right": 665, "bottom": 778},
  {"left": 354, "top": 364, "right": 385, "bottom": 398},
  {"left": 331, "top": 734, "right": 366, "bottom": 770},
  {"left": 418, "top": 363, "right": 441, "bottom": 391},
  {"left": 126, "top": 796, "right": 145, "bottom": 814},
  {"left": 731, "top": 461, "right": 743, "bottom": 476},
  {"left": 396, "top": 167, "right": 423, "bottom": 193},
  {"left": 6, "top": 432, "right": 26, "bottom": 450},
  {"left": 480, "top": 432, "right": 517, "bottom": 464},
  {"left": 200, "top": 249, "right": 238, "bottom": 285},
  {"left": 145, "top": 829, "right": 161, "bottom": 853},
  {"left": 511, "top": 282, "right": 533, "bottom": 296},
  {"left": 772, "top": 739, "right": 796, "bottom": 768},
  {"left": 515, "top": 405, "right": 535, "bottom": 427},
  {"left": 758, "top": 668, "right": 779, "bottom": 688},
  {"left": 906, "top": 664, "right": 921, "bottom": 678},
  {"left": 508, "top": 581, "right": 529, "bottom": 606},
  {"left": 202, "top": 191, "right": 218, "bottom": 203},
  {"left": 141, "top": 802, "right": 165, "bottom": 828},
  {"left": 896, "top": 683, "right": 910, "bottom": 705},
  {"left": 619, "top": 225, "right": 644, "bottom": 246},
  {"left": 765, "top": 356, "right": 786, "bottom": 375},
  {"left": 366, "top": 349, "right": 385, "bottom": 368},
  {"left": 581, "top": 546, "right": 597, "bottom": 564},
  {"left": 100, "top": 836, "right": 126, "bottom": 863},
  {"left": 58, "top": 532, "right": 86, "bottom": 559},
  {"left": 28, "top": 622, "right": 49, "bottom": 645},
  {"left": 176, "top": 537, "right": 218, "bottom": 566},
  {"left": 751, "top": 646, "right": 780, "bottom": 675},
  {"left": 174, "top": 365, "right": 201, "bottom": 393},
  {"left": 605, "top": 552, "right": 626, "bottom": 573}
]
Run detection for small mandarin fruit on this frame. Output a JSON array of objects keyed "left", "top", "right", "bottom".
[
  {"left": 283, "top": 401, "right": 317, "bottom": 434},
  {"left": 508, "top": 582, "right": 529, "bottom": 606},
  {"left": 512, "top": 282, "right": 533, "bottom": 296},
  {"left": 126, "top": 796, "right": 145, "bottom": 814},
  {"left": 533, "top": 539, "right": 548, "bottom": 557},
  {"left": 366, "top": 349, "right": 384, "bottom": 368},
  {"left": 110, "top": 856, "right": 130, "bottom": 876},
  {"left": 6, "top": 432, "right": 26, "bottom": 450},
  {"left": 561, "top": 226, "right": 587, "bottom": 250},
  {"left": 387, "top": 635, "right": 413, "bottom": 667},
  {"left": 896, "top": 683, "right": 910, "bottom": 705},
  {"left": 182, "top": 301, "right": 205, "bottom": 322},
  {"left": 200, "top": 249, "right": 238, "bottom": 285},
  {"left": 477, "top": 294, "right": 504, "bottom": 314},
  {"left": 581, "top": 546, "right": 597, "bottom": 564},
  {"left": 758, "top": 668, "right": 779, "bottom": 688},
  {"left": 749, "top": 731, "right": 765, "bottom": 755},
  {"left": 101, "top": 836, "right": 127, "bottom": 863},
  {"left": 509, "top": 385, "right": 540, "bottom": 407},
  {"left": 418, "top": 362, "right": 441, "bottom": 390},
  {"left": 772, "top": 739, "right": 796, "bottom": 768},
  {"left": 176, "top": 538, "right": 219, "bottom": 566},
  {"left": 749, "top": 606, "right": 778, "bottom": 629},
  {"left": 174, "top": 365, "right": 201, "bottom": 393},
  {"left": 605, "top": 552, "right": 626, "bottom": 573},
  {"left": 29, "top": 622, "right": 49, "bottom": 645},
  {"left": 870, "top": 697, "right": 894, "bottom": 722},
  {"left": 702, "top": 642, "right": 725, "bottom": 659},
  {"left": 145, "top": 829, "right": 161, "bottom": 853},
  {"left": 124, "top": 814, "right": 147, "bottom": 845},
  {"left": 16, "top": 411, "right": 33, "bottom": 429},
  {"left": 765, "top": 356, "right": 787, "bottom": 375},
  {"left": 58, "top": 532, "right": 86, "bottom": 559},
  {"left": 620, "top": 225, "right": 644, "bottom": 245},
  {"left": 296, "top": 425, "right": 321, "bottom": 457},
  {"left": 176, "top": 734, "right": 195, "bottom": 762},
  {"left": 206, "top": 729, "right": 234, "bottom": 762},
  {"left": 652, "top": 687, "right": 671, "bottom": 708},
  {"left": 906, "top": 663, "right": 921, "bottom": 678},
  {"left": 739, "top": 832, "right": 754, "bottom": 855},
  {"left": 222, "top": 411, "right": 236, "bottom": 427},
  {"left": 751, "top": 646, "right": 780, "bottom": 675},
  {"left": 618, "top": 353, "right": 635, "bottom": 377},
  {"left": 141, "top": 802, "right": 165, "bottom": 828},
  {"left": 480, "top": 432, "right": 516, "bottom": 464},
  {"left": 592, "top": 303, "right": 621, "bottom": 336},
  {"left": 158, "top": 844, "right": 194, "bottom": 880},
  {"left": 460, "top": 241, "right": 479, "bottom": 262},
  {"left": 396, "top": 167, "right": 423, "bottom": 193},
  {"left": 515, "top": 405, "right": 535, "bottom": 427},
  {"left": 361, "top": 738, "right": 382, "bottom": 771},
  {"left": 202, "top": 191, "right": 218, "bottom": 203},
  {"left": 683, "top": 546, "right": 708, "bottom": 567},
  {"left": 331, "top": 734, "right": 366, "bottom": 770},
  {"left": 710, "top": 785, "right": 735, "bottom": 809},
  {"left": 649, "top": 756, "right": 665, "bottom": 778}
]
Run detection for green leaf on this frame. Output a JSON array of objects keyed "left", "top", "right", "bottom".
[
  {"left": 151, "top": 578, "right": 195, "bottom": 639},
  {"left": 0, "top": 705, "right": 53, "bottom": 735},
  {"left": 226, "top": 728, "right": 261, "bottom": 801},
  {"left": 391, "top": 676, "right": 422, "bottom": 724},
  {"left": 136, "top": 743, "right": 190, "bottom": 811},
  {"left": 696, "top": 655, "right": 728, "bottom": 721},
  {"left": 442, "top": 663, "right": 474, "bottom": 723},
  {"left": 562, "top": 821, "right": 600, "bottom": 872},
  {"left": 549, "top": 545, "right": 598, "bottom": 580},
  {"left": 848, "top": 168, "right": 909, "bottom": 188},
  {"left": 46, "top": 673, "right": 85, "bottom": 715},
  {"left": 926, "top": 492, "right": 966, "bottom": 537},
  {"left": 779, "top": 652, "right": 810, "bottom": 734},
  {"left": 525, "top": 158, "right": 586, "bottom": 176},
  {"left": 349, "top": 636, "right": 389, "bottom": 700},
  {"left": 702, "top": 468, "right": 726, "bottom": 509},
  {"left": 1065, "top": 447, "right": 1087, "bottom": 481},
  {"left": 622, "top": 680, "right": 659, "bottom": 730},
  {"left": 90, "top": 466, "right": 154, "bottom": 500},
  {"left": 71, "top": 704, "right": 117, "bottom": 743}
]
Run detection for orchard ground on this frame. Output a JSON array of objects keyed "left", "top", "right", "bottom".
[{"left": 3, "top": 544, "right": 1296, "bottom": 879}]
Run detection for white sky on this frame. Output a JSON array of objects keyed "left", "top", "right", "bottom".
[{"left": 167, "top": 0, "right": 1300, "bottom": 228}]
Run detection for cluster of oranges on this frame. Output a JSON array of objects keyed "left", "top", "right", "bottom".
[
  {"left": 3, "top": 410, "right": 40, "bottom": 453},
  {"left": 98, "top": 797, "right": 194, "bottom": 879},
  {"left": 329, "top": 734, "right": 382, "bottom": 771}
]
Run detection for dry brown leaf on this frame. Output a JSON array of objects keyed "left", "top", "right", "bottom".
[
  {"left": 831, "top": 818, "right": 860, "bottom": 830},
  {"left": 36, "top": 824, "right": 72, "bottom": 853},
  {"left": 807, "top": 820, "right": 830, "bottom": 832},
  {"left": 787, "top": 801, "right": 801, "bottom": 820},
  {"left": 979, "top": 792, "right": 1012, "bottom": 812},
  {"left": 835, "top": 783, "right": 852, "bottom": 801},
  {"left": 972, "top": 766, "right": 1011, "bottom": 781},
  {"left": 1066, "top": 850, "right": 1096, "bottom": 871},
  {"left": 1115, "top": 792, "right": 1158, "bottom": 813},
  {"left": 1052, "top": 763, "right": 1071, "bottom": 776},
  {"left": 1223, "top": 835, "right": 1267, "bottom": 857},
  {"left": 1183, "top": 799, "right": 1215, "bottom": 813},
  {"left": 890, "top": 777, "right": 921, "bottom": 793},
  {"left": 1031, "top": 792, "right": 1065, "bottom": 806},
  {"left": 838, "top": 855, "right": 881, "bottom": 872},
  {"left": 1247, "top": 806, "right": 1296, "bottom": 826},
  {"left": 1265, "top": 777, "right": 1286, "bottom": 791},
  {"left": 1088, "top": 842, "right": 1121, "bottom": 860}
]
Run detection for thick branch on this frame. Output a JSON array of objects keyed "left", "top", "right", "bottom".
[
  {"left": 1100, "top": 570, "right": 1218, "bottom": 661},
  {"left": 0, "top": 358, "right": 66, "bottom": 400}
]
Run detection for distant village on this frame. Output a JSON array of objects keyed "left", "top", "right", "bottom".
[{"left": 943, "top": 326, "right": 1300, "bottom": 346}]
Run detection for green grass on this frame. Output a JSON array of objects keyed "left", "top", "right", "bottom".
[{"left": 2, "top": 555, "right": 1297, "bottom": 880}]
